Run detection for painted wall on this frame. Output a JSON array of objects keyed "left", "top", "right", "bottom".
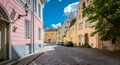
[
  {"left": 0, "top": 0, "right": 44, "bottom": 60},
  {"left": 45, "top": 30, "right": 57, "bottom": 43}
]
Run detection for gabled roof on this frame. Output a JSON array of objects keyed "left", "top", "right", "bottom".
[{"left": 69, "top": 18, "right": 76, "bottom": 28}]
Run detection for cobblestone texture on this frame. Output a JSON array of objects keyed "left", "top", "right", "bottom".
[{"left": 30, "top": 44, "right": 120, "bottom": 65}]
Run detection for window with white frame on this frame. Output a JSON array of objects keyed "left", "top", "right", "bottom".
[
  {"left": 25, "top": 20, "right": 30, "bottom": 38},
  {"left": 34, "top": 0, "right": 37, "bottom": 13},
  {"left": 26, "top": 44, "right": 31, "bottom": 54},
  {"left": 78, "top": 35, "right": 82, "bottom": 41},
  {"left": 38, "top": 3, "right": 41, "bottom": 18},
  {"left": 85, "top": 21, "right": 91, "bottom": 28},
  {"left": 38, "top": 28, "right": 41, "bottom": 40},
  {"left": 79, "top": 23, "right": 83, "bottom": 30}
]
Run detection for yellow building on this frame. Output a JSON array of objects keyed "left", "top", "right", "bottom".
[
  {"left": 66, "top": 19, "right": 78, "bottom": 46},
  {"left": 44, "top": 28, "right": 58, "bottom": 43}
]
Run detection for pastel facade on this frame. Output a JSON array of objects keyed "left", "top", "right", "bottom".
[
  {"left": 61, "top": 13, "right": 74, "bottom": 43},
  {"left": 0, "top": 0, "right": 45, "bottom": 61},
  {"left": 76, "top": 0, "right": 118, "bottom": 51},
  {"left": 57, "top": 28, "right": 62, "bottom": 43},
  {"left": 66, "top": 19, "right": 77, "bottom": 46},
  {"left": 44, "top": 28, "right": 58, "bottom": 43},
  {"left": 76, "top": 0, "right": 100, "bottom": 48}
]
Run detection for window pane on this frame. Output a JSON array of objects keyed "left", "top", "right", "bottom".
[
  {"left": 39, "top": 28, "right": 41, "bottom": 40},
  {"left": 25, "top": 20, "right": 30, "bottom": 38},
  {"left": 38, "top": 4, "right": 41, "bottom": 18}
]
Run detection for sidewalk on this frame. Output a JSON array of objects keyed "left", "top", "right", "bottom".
[
  {"left": 11, "top": 52, "right": 44, "bottom": 65},
  {"left": 6, "top": 45, "right": 50, "bottom": 65}
]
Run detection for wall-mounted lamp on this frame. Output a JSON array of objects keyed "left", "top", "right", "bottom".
[{"left": 18, "top": 3, "right": 29, "bottom": 19}]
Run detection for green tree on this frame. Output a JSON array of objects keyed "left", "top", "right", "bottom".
[{"left": 84, "top": 0, "right": 120, "bottom": 43}]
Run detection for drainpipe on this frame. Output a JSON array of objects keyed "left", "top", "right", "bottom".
[{"left": 32, "top": 0, "right": 35, "bottom": 53}]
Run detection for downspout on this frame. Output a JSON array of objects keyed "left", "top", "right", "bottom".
[{"left": 32, "top": 0, "right": 35, "bottom": 53}]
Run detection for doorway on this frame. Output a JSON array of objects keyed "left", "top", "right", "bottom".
[
  {"left": 0, "top": 21, "right": 9, "bottom": 61},
  {"left": 84, "top": 33, "right": 89, "bottom": 45}
]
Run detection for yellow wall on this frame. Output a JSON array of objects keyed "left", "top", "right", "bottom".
[{"left": 44, "top": 31, "right": 57, "bottom": 43}]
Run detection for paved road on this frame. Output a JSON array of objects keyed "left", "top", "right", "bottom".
[{"left": 29, "top": 44, "right": 120, "bottom": 65}]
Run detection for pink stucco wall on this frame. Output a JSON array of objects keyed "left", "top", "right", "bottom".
[{"left": 0, "top": 0, "right": 44, "bottom": 45}]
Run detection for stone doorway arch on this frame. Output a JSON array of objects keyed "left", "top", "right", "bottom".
[{"left": 0, "top": 3, "right": 10, "bottom": 61}]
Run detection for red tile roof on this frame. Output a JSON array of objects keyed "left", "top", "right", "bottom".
[{"left": 45, "top": 28, "right": 58, "bottom": 32}]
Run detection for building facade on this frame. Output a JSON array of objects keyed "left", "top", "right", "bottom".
[
  {"left": 61, "top": 13, "right": 74, "bottom": 43},
  {"left": 66, "top": 19, "right": 77, "bottom": 46},
  {"left": 76, "top": 0, "right": 101, "bottom": 48},
  {"left": 76, "top": 0, "right": 118, "bottom": 50},
  {"left": 44, "top": 28, "right": 58, "bottom": 44},
  {"left": 0, "top": 0, "right": 45, "bottom": 61},
  {"left": 56, "top": 28, "right": 62, "bottom": 43}
]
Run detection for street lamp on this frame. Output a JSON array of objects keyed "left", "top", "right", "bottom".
[{"left": 18, "top": 3, "right": 29, "bottom": 19}]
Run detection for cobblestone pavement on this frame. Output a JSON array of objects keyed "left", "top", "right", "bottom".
[{"left": 28, "top": 44, "right": 120, "bottom": 65}]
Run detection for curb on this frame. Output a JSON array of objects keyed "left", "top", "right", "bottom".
[{"left": 11, "top": 52, "right": 44, "bottom": 65}]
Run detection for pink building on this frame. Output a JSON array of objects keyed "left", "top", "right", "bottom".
[{"left": 0, "top": 0, "right": 45, "bottom": 61}]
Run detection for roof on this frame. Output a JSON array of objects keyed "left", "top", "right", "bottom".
[
  {"left": 45, "top": 28, "right": 58, "bottom": 32},
  {"left": 69, "top": 18, "right": 76, "bottom": 28}
]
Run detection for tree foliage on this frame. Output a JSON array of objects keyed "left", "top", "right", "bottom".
[{"left": 84, "top": 0, "right": 120, "bottom": 43}]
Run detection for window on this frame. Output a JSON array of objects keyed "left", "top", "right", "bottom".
[
  {"left": 71, "top": 28, "right": 74, "bottom": 34},
  {"left": 85, "top": 21, "right": 91, "bottom": 28},
  {"left": 78, "top": 35, "right": 82, "bottom": 41},
  {"left": 25, "top": 20, "right": 30, "bottom": 38},
  {"left": 82, "top": 2, "right": 86, "bottom": 9},
  {"left": 34, "top": 0, "right": 37, "bottom": 13},
  {"left": 38, "top": 3, "right": 41, "bottom": 18},
  {"left": 79, "top": 23, "right": 83, "bottom": 30},
  {"left": 26, "top": 44, "right": 32, "bottom": 54},
  {"left": 82, "top": 11, "right": 85, "bottom": 18},
  {"left": 27, "top": 0, "right": 31, "bottom": 5},
  {"left": 38, "top": 28, "right": 41, "bottom": 40}
]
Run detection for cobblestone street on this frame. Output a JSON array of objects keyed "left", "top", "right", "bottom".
[{"left": 19, "top": 44, "right": 120, "bottom": 65}]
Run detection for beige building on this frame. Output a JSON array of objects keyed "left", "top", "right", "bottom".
[
  {"left": 76, "top": 0, "right": 102, "bottom": 48},
  {"left": 76, "top": 0, "right": 120, "bottom": 51}
]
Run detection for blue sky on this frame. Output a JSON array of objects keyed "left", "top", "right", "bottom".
[{"left": 43, "top": 0, "right": 79, "bottom": 29}]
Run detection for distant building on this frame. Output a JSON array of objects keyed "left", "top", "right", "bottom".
[
  {"left": 66, "top": 19, "right": 77, "bottom": 46},
  {"left": 0, "top": 0, "right": 45, "bottom": 61},
  {"left": 61, "top": 13, "right": 74, "bottom": 43},
  {"left": 56, "top": 28, "right": 62, "bottom": 43},
  {"left": 44, "top": 28, "right": 58, "bottom": 43}
]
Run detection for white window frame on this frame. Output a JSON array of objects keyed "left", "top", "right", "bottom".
[{"left": 25, "top": 20, "right": 30, "bottom": 38}]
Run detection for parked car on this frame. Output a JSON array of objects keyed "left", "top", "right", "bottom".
[
  {"left": 65, "top": 42, "right": 73, "bottom": 47},
  {"left": 56, "top": 42, "right": 64, "bottom": 46}
]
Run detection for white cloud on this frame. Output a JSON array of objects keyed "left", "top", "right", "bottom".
[
  {"left": 46, "top": 0, "right": 51, "bottom": 3},
  {"left": 52, "top": 23, "right": 61, "bottom": 28},
  {"left": 58, "top": 0, "right": 62, "bottom": 2},
  {"left": 64, "top": 1, "right": 79, "bottom": 16}
]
